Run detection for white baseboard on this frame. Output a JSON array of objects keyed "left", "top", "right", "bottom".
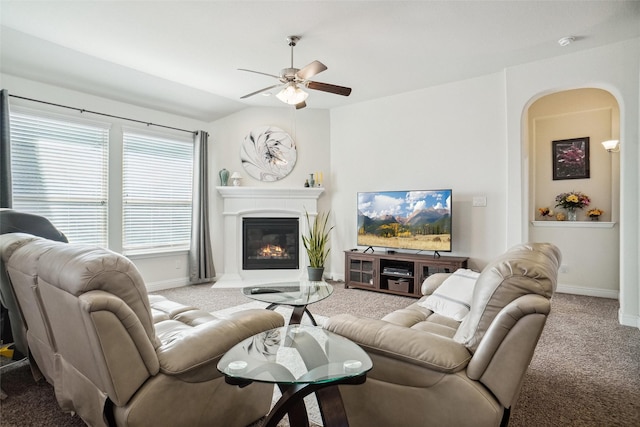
[
  {"left": 327, "top": 271, "right": 344, "bottom": 282},
  {"left": 619, "top": 309, "right": 640, "bottom": 329},
  {"left": 146, "top": 278, "right": 190, "bottom": 292},
  {"left": 555, "top": 283, "right": 619, "bottom": 299}
]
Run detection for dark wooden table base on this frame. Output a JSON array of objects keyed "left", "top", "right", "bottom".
[{"left": 261, "top": 375, "right": 366, "bottom": 427}]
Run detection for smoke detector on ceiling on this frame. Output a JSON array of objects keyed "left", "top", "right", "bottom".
[{"left": 558, "top": 36, "right": 575, "bottom": 47}]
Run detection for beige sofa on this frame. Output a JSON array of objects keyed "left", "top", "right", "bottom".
[
  {"left": 324, "top": 242, "right": 561, "bottom": 427},
  {"left": 0, "top": 233, "right": 284, "bottom": 427}
]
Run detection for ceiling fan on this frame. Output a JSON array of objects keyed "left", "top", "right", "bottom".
[{"left": 239, "top": 35, "right": 352, "bottom": 109}]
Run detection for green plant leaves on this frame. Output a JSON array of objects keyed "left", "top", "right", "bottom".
[{"left": 302, "top": 210, "right": 334, "bottom": 268}]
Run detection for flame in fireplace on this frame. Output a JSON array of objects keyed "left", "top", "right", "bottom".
[{"left": 258, "top": 244, "right": 287, "bottom": 258}]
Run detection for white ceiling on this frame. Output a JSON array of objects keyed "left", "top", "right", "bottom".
[{"left": 1, "top": 1, "right": 639, "bottom": 122}]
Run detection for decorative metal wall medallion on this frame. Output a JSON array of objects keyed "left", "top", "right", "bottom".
[{"left": 241, "top": 126, "right": 297, "bottom": 181}]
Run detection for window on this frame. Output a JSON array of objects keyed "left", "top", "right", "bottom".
[
  {"left": 10, "top": 109, "right": 109, "bottom": 246},
  {"left": 122, "top": 129, "right": 193, "bottom": 254}
]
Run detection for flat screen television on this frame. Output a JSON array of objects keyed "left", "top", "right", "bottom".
[{"left": 357, "top": 189, "right": 452, "bottom": 253}]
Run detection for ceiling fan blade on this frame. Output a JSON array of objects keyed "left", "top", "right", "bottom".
[
  {"left": 295, "top": 101, "right": 307, "bottom": 110},
  {"left": 296, "top": 60, "right": 327, "bottom": 81},
  {"left": 238, "top": 68, "right": 280, "bottom": 79},
  {"left": 306, "top": 81, "right": 352, "bottom": 97},
  {"left": 240, "top": 84, "right": 281, "bottom": 99}
]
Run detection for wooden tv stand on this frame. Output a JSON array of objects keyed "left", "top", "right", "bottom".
[{"left": 344, "top": 250, "right": 468, "bottom": 298}]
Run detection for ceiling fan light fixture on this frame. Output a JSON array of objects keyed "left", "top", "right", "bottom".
[{"left": 276, "top": 83, "right": 309, "bottom": 105}]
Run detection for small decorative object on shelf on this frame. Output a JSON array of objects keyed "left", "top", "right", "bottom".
[
  {"left": 219, "top": 168, "right": 230, "bottom": 186},
  {"left": 556, "top": 212, "right": 566, "bottom": 221},
  {"left": 304, "top": 179, "right": 310, "bottom": 187},
  {"left": 587, "top": 208, "right": 604, "bottom": 221},
  {"left": 538, "top": 207, "right": 554, "bottom": 220},
  {"left": 309, "top": 173, "right": 315, "bottom": 188},
  {"left": 230, "top": 172, "right": 242, "bottom": 186},
  {"left": 555, "top": 191, "right": 590, "bottom": 221}
]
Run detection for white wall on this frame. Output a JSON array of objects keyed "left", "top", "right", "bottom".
[
  {"left": 1, "top": 74, "right": 210, "bottom": 291},
  {"left": 328, "top": 38, "right": 639, "bottom": 328},
  {"left": 329, "top": 72, "right": 508, "bottom": 277}
]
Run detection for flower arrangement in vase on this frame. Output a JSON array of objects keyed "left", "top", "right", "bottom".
[{"left": 555, "top": 191, "right": 590, "bottom": 221}]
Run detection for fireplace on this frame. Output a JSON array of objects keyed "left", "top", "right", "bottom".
[
  {"left": 216, "top": 186, "right": 323, "bottom": 286},
  {"left": 243, "top": 218, "right": 299, "bottom": 270}
]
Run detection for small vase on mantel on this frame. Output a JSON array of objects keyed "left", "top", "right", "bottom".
[
  {"left": 219, "top": 168, "right": 230, "bottom": 186},
  {"left": 567, "top": 209, "right": 577, "bottom": 222}
]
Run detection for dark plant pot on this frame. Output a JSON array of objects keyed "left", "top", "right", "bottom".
[{"left": 307, "top": 267, "right": 324, "bottom": 281}]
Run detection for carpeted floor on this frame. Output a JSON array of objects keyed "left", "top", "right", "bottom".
[
  {"left": 509, "top": 293, "right": 640, "bottom": 426},
  {"left": 1, "top": 283, "right": 638, "bottom": 426}
]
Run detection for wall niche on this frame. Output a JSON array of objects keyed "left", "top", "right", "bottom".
[{"left": 528, "top": 88, "right": 620, "bottom": 298}]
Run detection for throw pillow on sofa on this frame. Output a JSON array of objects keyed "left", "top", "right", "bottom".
[{"left": 418, "top": 268, "right": 480, "bottom": 321}]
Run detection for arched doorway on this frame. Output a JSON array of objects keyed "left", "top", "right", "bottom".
[{"left": 526, "top": 88, "right": 620, "bottom": 298}]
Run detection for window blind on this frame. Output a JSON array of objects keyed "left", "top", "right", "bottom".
[
  {"left": 123, "top": 130, "right": 193, "bottom": 254},
  {"left": 9, "top": 110, "right": 109, "bottom": 246}
]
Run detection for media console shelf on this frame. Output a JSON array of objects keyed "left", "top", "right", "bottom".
[{"left": 344, "top": 250, "right": 469, "bottom": 298}]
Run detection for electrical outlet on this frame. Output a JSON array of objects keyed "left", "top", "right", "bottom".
[
  {"left": 175, "top": 260, "right": 182, "bottom": 270},
  {"left": 559, "top": 264, "right": 568, "bottom": 273}
]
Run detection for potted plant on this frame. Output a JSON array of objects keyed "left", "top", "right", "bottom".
[{"left": 302, "top": 209, "right": 333, "bottom": 281}]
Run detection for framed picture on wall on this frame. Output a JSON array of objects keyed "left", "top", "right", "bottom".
[{"left": 552, "top": 137, "right": 590, "bottom": 180}]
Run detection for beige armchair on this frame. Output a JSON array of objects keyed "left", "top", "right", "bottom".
[
  {"left": 324, "top": 242, "right": 561, "bottom": 427},
  {"left": 0, "top": 233, "right": 284, "bottom": 426}
]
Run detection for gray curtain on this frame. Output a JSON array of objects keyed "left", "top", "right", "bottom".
[
  {"left": 1, "top": 89, "right": 12, "bottom": 208},
  {"left": 189, "top": 130, "right": 215, "bottom": 282}
]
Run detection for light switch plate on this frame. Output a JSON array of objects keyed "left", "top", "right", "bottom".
[{"left": 473, "top": 196, "right": 487, "bottom": 207}]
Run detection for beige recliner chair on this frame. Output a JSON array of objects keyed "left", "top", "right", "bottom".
[
  {"left": 0, "top": 233, "right": 284, "bottom": 426},
  {"left": 324, "top": 242, "right": 561, "bottom": 427}
]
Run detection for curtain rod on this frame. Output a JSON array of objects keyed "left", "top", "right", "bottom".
[{"left": 9, "top": 94, "right": 198, "bottom": 135}]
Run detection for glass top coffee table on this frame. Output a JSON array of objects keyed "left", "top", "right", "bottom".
[
  {"left": 218, "top": 325, "right": 372, "bottom": 427},
  {"left": 242, "top": 280, "right": 333, "bottom": 325}
]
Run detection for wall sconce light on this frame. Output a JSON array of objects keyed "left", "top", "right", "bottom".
[
  {"left": 601, "top": 139, "right": 620, "bottom": 153},
  {"left": 230, "top": 172, "right": 243, "bottom": 186}
]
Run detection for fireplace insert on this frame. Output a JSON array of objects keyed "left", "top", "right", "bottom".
[{"left": 242, "top": 217, "right": 299, "bottom": 270}]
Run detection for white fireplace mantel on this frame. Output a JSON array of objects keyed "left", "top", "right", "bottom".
[
  {"left": 217, "top": 186, "right": 324, "bottom": 201},
  {"left": 215, "top": 186, "right": 324, "bottom": 287}
]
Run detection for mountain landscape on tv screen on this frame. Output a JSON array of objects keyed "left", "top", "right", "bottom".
[
  {"left": 358, "top": 209, "right": 450, "bottom": 236},
  {"left": 357, "top": 190, "right": 452, "bottom": 251}
]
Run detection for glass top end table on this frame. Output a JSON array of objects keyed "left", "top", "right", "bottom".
[
  {"left": 218, "top": 325, "right": 372, "bottom": 427},
  {"left": 242, "top": 280, "right": 333, "bottom": 325}
]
